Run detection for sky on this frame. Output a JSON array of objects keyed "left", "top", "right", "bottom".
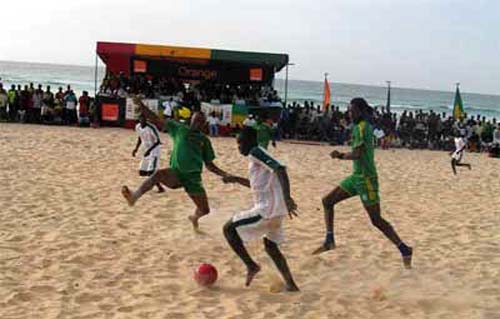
[{"left": 1, "top": 0, "right": 499, "bottom": 94}]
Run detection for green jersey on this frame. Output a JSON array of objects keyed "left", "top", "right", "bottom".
[
  {"left": 164, "top": 120, "right": 215, "bottom": 173},
  {"left": 254, "top": 122, "right": 274, "bottom": 149},
  {"left": 351, "top": 120, "right": 377, "bottom": 178}
]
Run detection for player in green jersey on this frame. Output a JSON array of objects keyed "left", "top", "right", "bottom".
[
  {"left": 122, "top": 97, "right": 230, "bottom": 229},
  {"left": 313, "top": 98, "right": 413, "bottom": 268}
]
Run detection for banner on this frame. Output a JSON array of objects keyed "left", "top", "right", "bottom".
[
  {"left": 102, "top": 103, "right": 119, "bottom": 121},
  {"left": 201, "top": 102, "right": 233, "bottom": 125},
  {"left": 125, "top": 98, "right": 160, "bottom": 120}
]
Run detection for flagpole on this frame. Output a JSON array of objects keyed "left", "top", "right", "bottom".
[
  {"left": 283, "top": 63, "right": 295, "bottom": 108},
  {"left": 386, "top": 80, "right": 391, "bottom": 113}
]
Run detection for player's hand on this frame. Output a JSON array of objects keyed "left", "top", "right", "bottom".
[
  {"left": 286, "top": 197, "right": 298, "bottom": 219},
  {"left": 222, "top": 175, "right": 238, "bottom": 184},
  {"left": 132, "top": 149, "right": 137, "bottom": 157},
  {"left": 330, "top": 150, "right": 342, "bottom": 159},
  {"left": 144, "top": 150, "right": 151, "bottom": 157}
]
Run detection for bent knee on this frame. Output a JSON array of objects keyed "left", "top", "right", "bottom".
[
  {"left": 322, "top": 196, "right": 335, "bottom": 208},
  {"left": 223, "top": 220, "right": 235, "bottom": 236}
]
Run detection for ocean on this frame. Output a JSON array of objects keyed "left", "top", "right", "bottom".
[{"left": 1, "top": 60, "right": 499, "bottom": 119}]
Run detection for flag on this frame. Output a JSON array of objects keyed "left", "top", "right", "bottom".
[
  {"left": 322, "top": 77, "right": 331, "bottom": 112},
  {"left": 453, "top": 86, "right": 465, "bottom": 120}
]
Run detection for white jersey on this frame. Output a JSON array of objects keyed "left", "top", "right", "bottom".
[
  {"left": 135, "top": 122, "right": 161, "bottom": 157},
  {"left": 452, "top": 137, "right": 466, "bottom": 161},
  {"left": 248, "top": 147, "right": 287, "bottom": 219}
]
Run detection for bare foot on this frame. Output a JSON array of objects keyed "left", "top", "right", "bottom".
[
  {"left": 312, "top": 241, "right": 336, "bottom": 255},
  {"left": 245, "top": 264, "right": 261, "bottom": 287},
  {"left": 188, "top": 215, "right": 199, "bottom": 230},
  {"left": 121, "top": 186, "right": 135, "bottom": 207},
  {"left": 285, "top": 283, "right": 300, "bottom": 292},
  {"left": 402, "top": 247, "right": 413, "bottom": 269}
]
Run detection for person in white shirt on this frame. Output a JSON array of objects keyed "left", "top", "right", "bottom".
[
  {"left": 163, "top": 98, "right": 174, "bottom": 118},
  {"left": 493, "top": 124, "right": 500, "bottom": 145},
  {"left": 222, "top": 126, "right": 299, "bottom": 291},
  {"left": 132, "top": 113, "right": 165, "bottom": 192},
  {"left": 450, "top": 131, "right": 471, "bottom": 175},
  {"left": 243, "top": 114, "right": 256, "bottom": 127},
  {"left": 207, "top": 112, "right": 219, "bottom": 137}
]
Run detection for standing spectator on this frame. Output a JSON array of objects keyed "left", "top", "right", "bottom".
[
  {"left": 162, "top": 97, "right": 175, "bottom": 119},
  {"left": 7, "top": 85, "right": 18, "bottom": 122},
  {"left": 19, "top": 85, "right": 31, "bottom": 122},
  {"left": 0, "top": 84, "right": 8, "bottom": 121},
  {"left": 33, "top": 85, "right": 44, "bottom": 123},
  {"left": 42, "top": 86, "right": 55, "bottom": 122},
  {"left": 64, "top": 90, "right": 78, "bottom": 125},
  {"left": 207, "top": 112, "right": 219, "bottom": 137},
  {"left": 78, "top": 91, "right": 91, "bottom": 126}
]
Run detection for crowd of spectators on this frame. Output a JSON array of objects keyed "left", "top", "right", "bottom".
[
  {"left": 0, "top": 82, "right": 95, "bottom": 126},
  {"left": 98, "top": 72, "right": 280, "bottom": 107},
  {"left": 277, "top": 101, "right": 500, "bottom": 156}
]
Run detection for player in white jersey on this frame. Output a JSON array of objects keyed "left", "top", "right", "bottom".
[
  {"left": 450, "top": 131, "right": 472, "bottom": 175},
  {"left": 132, "top": 113, "right": 165, "bottom": 192},
  {"left": 222, "top": 126, "right": 299, "bottom": 291}
]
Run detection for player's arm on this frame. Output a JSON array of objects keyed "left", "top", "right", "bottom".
[
  {"left": 222, "top": 174, "right": 251, "bottom": 188},
  {"left": 205, "top": 161, "right": 231, "bottom": 179},
  {"left": 331, "top": 145, "right": 364, "bottom": 161},
  {"left": 132, "top": 137, "right": 141, "bottom": 157},
  {"left": 275, "top": 165, "right": 298, "bottom": 219},
  {"left": 133, "top": 96, "right": 164, "bottom": 129}
]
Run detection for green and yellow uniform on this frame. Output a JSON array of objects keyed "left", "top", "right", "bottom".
[
  {"left": 164, "top": 119, "right": 215, "bottom": 195},
  {"left": 254, "top": 122, "right": 274, "bottom": 149},
  {"left": 340, "top": 120, "right": 380, "bottom": 206}
]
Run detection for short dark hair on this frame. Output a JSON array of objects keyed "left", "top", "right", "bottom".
[{"left": 239, "top": 126, "right": 258, "bottom": 149}]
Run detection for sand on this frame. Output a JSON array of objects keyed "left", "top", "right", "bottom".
[{"left": 0, "top": 123, "right": 499, "bottom": 319}]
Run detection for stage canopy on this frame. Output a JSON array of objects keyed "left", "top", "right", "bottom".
[{"left": 96, "top": 41, "right": 289, "bottom": 85}]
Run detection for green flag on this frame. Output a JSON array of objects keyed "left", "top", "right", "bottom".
[{"left": 453, "top": 86, "right": 465, "bottom": 120}]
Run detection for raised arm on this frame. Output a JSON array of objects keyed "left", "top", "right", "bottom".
[{"left": 133, "top": 97, "right": 164, "bottom": 129}]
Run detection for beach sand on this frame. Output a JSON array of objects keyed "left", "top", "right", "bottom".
[{"left": 1, "top": 123, "right": 499, "bottom": 319}]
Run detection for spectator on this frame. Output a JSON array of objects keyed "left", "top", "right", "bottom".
[
  {"left": 7, "top": 85, "right": 18, "bottom": 122},
  {"left": 0, "top": 84, "right": 8, "bottom": 121},
  {"left": 78, "top": 91, "right": 91, "bottom": 126},
  {"left": 64, "top": 90, "right": 78, "bottom": 125},
  {"left": 207, "top": 112, "right": 219, "bottom": 137}
]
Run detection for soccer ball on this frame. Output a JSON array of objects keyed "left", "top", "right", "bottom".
[{"left": 194, "top": 263, "right": 218, "bottom": 287}]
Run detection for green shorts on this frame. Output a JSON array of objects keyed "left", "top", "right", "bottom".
[
  {"left": 339, "top": 175, "right": 380, "bottom": 206},
  {"left": 173, "top": 169, "right": 206, "bottom": 195}
]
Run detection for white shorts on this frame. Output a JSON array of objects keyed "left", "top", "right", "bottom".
[
  {"left": 139, "top": 155, "right": 160, "bottom": 173},
  {"left": 232, "top": 208, "right": 285, "bottom": 244},
  {"left": 451, "top": 151, "right": 463, "bottom": 161}
]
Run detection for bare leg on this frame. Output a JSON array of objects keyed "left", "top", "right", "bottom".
[
  {"left": 187, "top": 193, "right": 210, "bottom": 230},
  {"left": 122, "top": 168, "right": 181, "bottom": 206},
  {"left": 364, "top": 203, "right": 413, "bottom": 269},
  {"left": 223, "top": 220, "right": 260, "bottom": 286},
  {"left": 264, "top": 238, "right": 299, "bottom": 292},
  {"left": 312, "top": 187, "right": 352, "bottom": 255},
  {"left": 156, "top": 183, "right": 165, "bottom": 193},
  {"left": 451, "top": 159, "right": 457, "bottom": 175}
]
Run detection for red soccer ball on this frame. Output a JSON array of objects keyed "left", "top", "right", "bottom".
[{"left": 194, "top": 263, "right": 218, "bottom": 287}]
